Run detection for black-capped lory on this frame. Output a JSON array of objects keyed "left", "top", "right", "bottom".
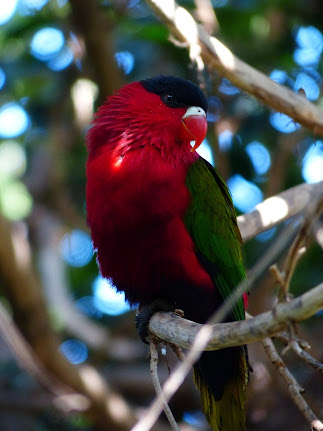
[{"left": 86, "top": 75, "right": 249, "bottom": 431}]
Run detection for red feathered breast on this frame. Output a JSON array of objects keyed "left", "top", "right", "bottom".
[{"left": 86, "top": 143, "right": 214, "bottom": 304}]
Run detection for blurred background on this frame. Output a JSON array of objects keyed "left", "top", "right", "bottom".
[{"left": 0, "top": 0, "right": 322, "bottom": 430}]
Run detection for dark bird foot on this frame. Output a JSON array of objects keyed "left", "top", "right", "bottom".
[
  {"left": 135, "top": 299, "right": 173, "bottom": 344},
  {"left": 174, "top": 308, "right": 185, "bottom": 318}
]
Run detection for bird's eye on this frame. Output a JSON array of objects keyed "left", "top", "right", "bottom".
[
  {"left": 162, "top": 94, "right": 177, "bottom": 106},
  {"left": 164, "top": 94, "right": 174, "bottom": 103}
]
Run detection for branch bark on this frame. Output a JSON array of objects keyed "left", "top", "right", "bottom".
[
  {"left": 149, "top": 341, "right": 181, "bottom": 431},
  {"left": 145, "top": 0, "right": 323, "bottom": 135},
  {"left": 237, "top": 180, "right": 323, "bottom": 241},
  {"left": 69, "top": 0, "right": 122, "bottom": 101},
  {"left": 262, "top": 337, "right": 323, "bottom": 431},
  {"left": 148, "top": 282, "right": 323, "bottom": 351}
]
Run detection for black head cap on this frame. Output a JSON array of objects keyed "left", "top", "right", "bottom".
[{"left": 140, "top": 75, "right": 208, "bottom": 113}]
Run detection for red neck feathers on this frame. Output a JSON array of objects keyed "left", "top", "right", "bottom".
[{"left": 87, "top": 81, "right": 199, "bottom": 165}]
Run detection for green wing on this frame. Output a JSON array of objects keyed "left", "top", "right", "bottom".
[{"left": 185, "top": 157, "right": 246, "bottom": 321}]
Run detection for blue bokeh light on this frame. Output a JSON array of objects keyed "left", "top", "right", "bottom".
[
  {"left": 294, "top": 48, "right": 321, "bottom": 67},
  {"left": 294, "top": 26, "right": 323, "bottom": 67},
  {"left": 218, "top": 78, "right": 240, "bottom": 96},
  {"left": 60, "top": 339, "right": 88, "bottom": 365},
  {"left": 60, "top": 229, "right": 93, "bottom": 267},
  {"left": 48, "top": 46, "right": 73, "bottom": 71},
  {"left": 227, "top": 174, "right": 263, "bottom": 213},
  {"left": 302, "top": 141, "right": 323, "bottom": 183},
  {"left": 0, "top": 68, "right": 6, "bottom": 89},
  {"left": 0, "top": 103, "right": 29, "bottom": 138},
  {"left": 114, "top": 51, "right": 135, "bottom": 75},
  {"left": 293, "top": 72, "right": 320, "bottom": 101},
  {"left": 93, "top": 276, "right": 130, "bottom": 316},
  {"left": 256, "top": 227, "right": 277, "bottom": 242},
  {"left": 269, "top": 112, "right": 300, "bottom": 134},
  {"left": 246, "top": 141, "right": 271, "bottom": 175},
  {"left": 295, "top": 26, "right": 323, "bottom": 51},
  {"left": 269, "top": 69, "right": 288, "bottom": 85},
  {"left": 183, "top": 411, "right": 206, "bottom": 427},
  {"left": 0, "top": 0, "right": 18, "bottom": 25},
  {"left": 206, "top": 97, "right": 222, "bottom": 123},
  {"left": 20, "top": 0, "right": 48, "bottom": 13},
  {"left": 218, "top": 129, "right": 233, "bottom": 151},
  {"left": 75, "top": 296, "right": 103, "bottom": 319},
  {"left": 196, "top": 139, "right": 214, "bottom": 165},
  {"left": 30, "top": 27, "right": 65, "bottom": 61}
]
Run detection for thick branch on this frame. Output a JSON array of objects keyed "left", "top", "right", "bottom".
[
  {"left": 148, "top": 282, "right": 323, "bottom": 350},
  {"left": 237, "top": 181, "right": 323, "bottom": 241},
  {"left": 69, "top": 0, "right": 122, "bottom": 100},
  {"left": 145, "top": 0, "right": 323, "bottom": 135}
]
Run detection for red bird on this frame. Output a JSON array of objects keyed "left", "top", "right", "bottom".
[{"left": 86, "top": 76, "right": 248, "bottom": 431}]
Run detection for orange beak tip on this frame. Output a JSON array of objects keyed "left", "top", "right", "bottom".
[
  {"left": 181, "top": 114, "right": 207, "bottom": 152},
  {"left": 190, "top": 141, "right": 199, "bottom": 152}
]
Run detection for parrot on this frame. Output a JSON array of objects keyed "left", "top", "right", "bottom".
[{"left": 86, "top": 75, "right": 249, "bottom": 431}]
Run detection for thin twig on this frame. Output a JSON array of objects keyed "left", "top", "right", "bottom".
[
  {"left": 262, "top": 337, "right": 323, "bottom": 431},
  {"left": 170, "top": 344, "right": 185, "bottom": 361},
  {"left": 248, "top": 313, "right": 323, "bottom": 374},
  {"left": 272, "top": 331, "right": 310, "bottom": 351},
  {"left": 149, "top": 341, "right": 181, "bottom": 431},
  {"left": 271, "top": 192, "right": 323, "bottom": 301},
  {"left": 248, "top": 314, "right": 323, "bottom": 374},
  {"left": 261, "top": 194, "right": 323, "bottom": 430},
  {"left": 289, "top": 340, "right": 323, "bottom": 374}
]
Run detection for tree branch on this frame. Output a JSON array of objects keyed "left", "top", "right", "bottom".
[
  {"left": 145, "top": 0, "right": 323, "bottom": 135},
  {"left": 262, "top": 337, "right": 323, "bottom": 431},
  {"left": 148, "top": 282, "right": 323, "bottom": 350},
  {"left": 149, "top": 341, "right": 181, "bottom": 431},
  {"left": 69, "top": 0, "right": 122, "bottom": 101},
  {"left": 237, "top": 180, "right": 323, "bottom": 241},
  {"left": 269, "top": 186, "right": 323, "bottom": 301},
  {"left": 288, "top": 340, "right": 323, "bottom": 374}
]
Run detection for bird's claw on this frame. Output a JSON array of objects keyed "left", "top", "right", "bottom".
[
  {"left": 135, "top": 299, "right": 173, "bottom": 344},
  {"left": 174, "top": 308, "right": 184, "bottom": 318}
]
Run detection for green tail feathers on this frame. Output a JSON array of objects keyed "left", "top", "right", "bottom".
[{"left": 193, "top": 351, "right": 248, "bottom": 431}]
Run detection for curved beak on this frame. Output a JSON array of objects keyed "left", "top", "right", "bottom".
[{"left": 181, "top": 106, "right": 207, "bottom": 152}]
